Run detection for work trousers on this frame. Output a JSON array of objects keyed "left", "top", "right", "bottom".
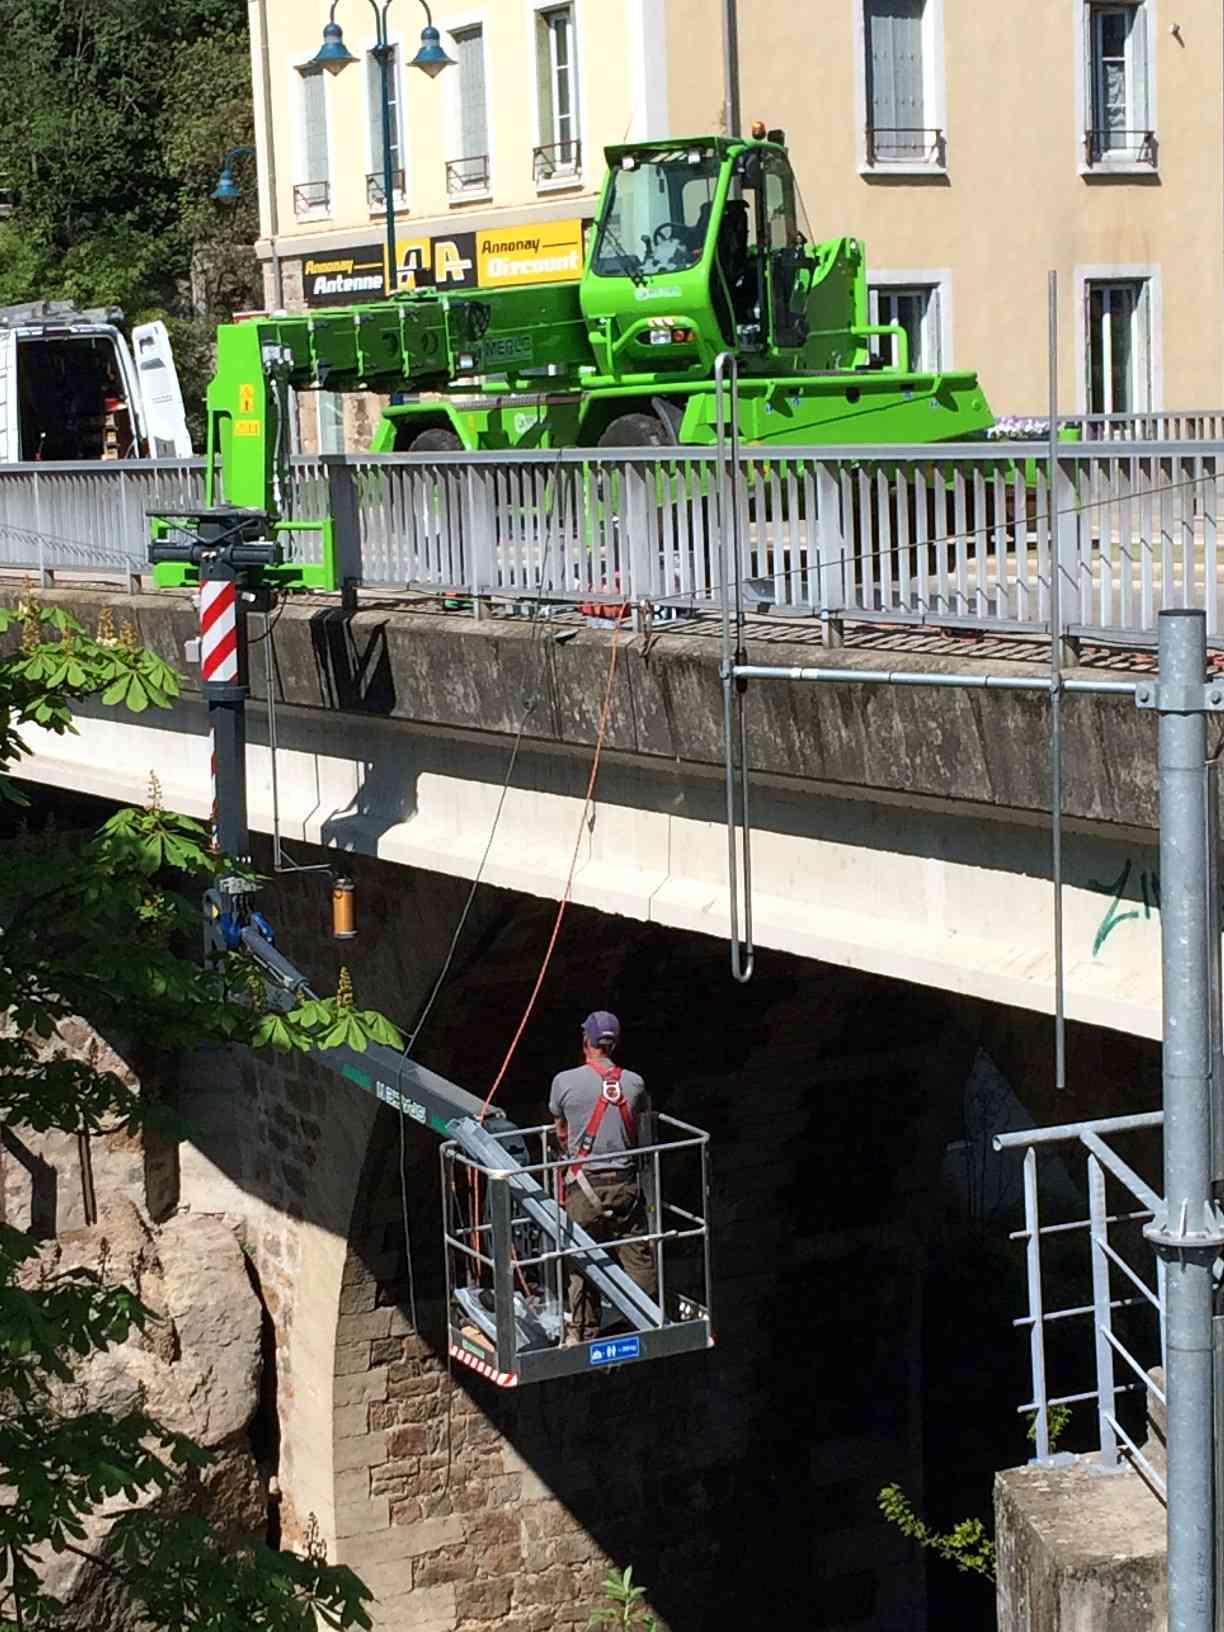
[{"left": 564, "top": 1174, "right": 658, "bottom": 1341}]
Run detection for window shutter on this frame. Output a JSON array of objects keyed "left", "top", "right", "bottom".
[
  {"left": 1131, "top": 4, "right": 1150, "bottom": 132},
  {"left": 868, "top": 4, "right": 897, "bottom": 134},
  {"left": 367, "top": 51, "right": 385, "bottom": 172},
  {"left": 536, "top": 13, "right": 555, "bottom": 144},
  {"left": 458, "top": 28, "right": 488, "bottom": 159},
  {"left": 868, "top": 0, "right": 924, "bottom": 151},
  {"left": 302, "top": 70, "right": 327, "bottom": 184}
]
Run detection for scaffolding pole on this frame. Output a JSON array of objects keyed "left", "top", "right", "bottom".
[{"left": 1144, "top": 608, "right": 1224, "bottom": 1632}]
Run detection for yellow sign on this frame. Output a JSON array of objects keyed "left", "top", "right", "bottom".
[
  {"left": 233, "top": 419, "right": 262, "bottom": 438},
  {"left": 238, "top": 383, "right": 256, "bottom": 413},
  {"left": 476, "top": 221, "right": 585, "bottom": 289}
]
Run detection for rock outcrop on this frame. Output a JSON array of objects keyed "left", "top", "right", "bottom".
[{"left": 24, "top": 1198, "right": 267, "bottom": 1623}]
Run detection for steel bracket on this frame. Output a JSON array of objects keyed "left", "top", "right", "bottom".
[
  {"left": 1134, "top": 681, "right": 1224, "bottom": 713},
  {"left": 1144, "top": 1198, "right": 1224, "bottom": 1252}
]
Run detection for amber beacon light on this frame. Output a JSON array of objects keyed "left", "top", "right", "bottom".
[{"left": 332, "top": 877, "right": 357, "bottom": 940}]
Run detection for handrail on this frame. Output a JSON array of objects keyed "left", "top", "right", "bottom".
[
  {"left": 993, "top": 1113, "right": 1166, "bottom": 1495},
  {"left": 9, "top": 440, "right": 1224, "bottom": 657}
]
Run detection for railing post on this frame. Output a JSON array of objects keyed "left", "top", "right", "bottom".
[
  {"left": 326, "top": 458, "right": 362, "bottom": 608},
  {"left": 1024, "top": 1145, "right": 1052, "bottom": 1461},
  {"left": 489, "top": 1174, "right": 517, "bottom": 1379},
  {"left": 816, "top": 464, "right": 846, "bottom": 648},
  {"left": 622, "top": 457, "right": 652, "bottom": 622},
  {"left": 464, "top": 464, "right": 495, "bottom": 618},
  {"left": 1054, "top": 458, "right": 1081, "bottom": 664},
  {"left": 33, "top": 470, "right": 50, "bottom": 589},
  {"left": 1087, "top": 1152, "right": 1120, "bottom": 1468}
]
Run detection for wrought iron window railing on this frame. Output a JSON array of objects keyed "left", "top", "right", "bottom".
[
  {"left": 533, "top": 141, "right": 581, "bottom": 182},
  {"left": 366, "top": 169, "right": 406, "bottom": 210},
  {"left": 865, "top": 126, "right": 947, "bottom": 167},
  {"left": 1084, "top": 128, "right": 1158, "bottom": 167},
  {"left": 292, "top": 180, "right": 330, "bottom": 218},
  {"left": 446, "top": 155, "right": 492, "bottom": 195}
]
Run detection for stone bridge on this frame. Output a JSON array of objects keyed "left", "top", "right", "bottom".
[{"left": 5, "top": 586, "right": 1172, "bottom": 1631}]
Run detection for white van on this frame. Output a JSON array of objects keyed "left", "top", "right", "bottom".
[{"left": 0, "top": 301, "right": 192, "bottom": 462}]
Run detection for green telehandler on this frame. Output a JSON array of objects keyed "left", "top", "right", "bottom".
[{"left": 154, "top": 127, "right": 995, "bottom": 590}]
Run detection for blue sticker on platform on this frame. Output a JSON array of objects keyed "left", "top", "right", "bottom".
[{"left": 588, "top": 1336, "right": 641, "bottom": 1366}]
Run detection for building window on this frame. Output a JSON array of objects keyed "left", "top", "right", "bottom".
[
  {"left": 447, "top": 25, "right": 490, "bottom": 195},
  {"left": 295, "top": 66, "right": 330, "bottom": 218},
  {"left": 535, "top": 5, "right": 580, "bottom": 181},
  {"left": 864, "top": 0, "right": 945, "bottom": 168},
  {"left": 1084, "top": 3, "right": 1154, "bottom": 167},
  {"left": 366, "top": 45, "right": 406, "bottom": 209},
  {"left": 869, "top": 283, "right": 943, "bottom": 371},
  {"left": 1086, "top": 279, "right": 1151, "bottom": 414}
]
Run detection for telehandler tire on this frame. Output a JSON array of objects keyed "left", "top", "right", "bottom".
[
  {"left": 408, "top": 426, "right": 464, "bottom": 453},
  {"left": 596, "top": 412, "right": 671, "bottom": 448}
]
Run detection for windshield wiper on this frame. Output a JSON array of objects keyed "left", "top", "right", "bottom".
[{"left": 595, "top": 217, "right": 646, "bottom": 288}]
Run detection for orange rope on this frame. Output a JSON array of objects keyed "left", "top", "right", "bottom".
[{"left": 478, "top": 605, "right": 629, "bottom": 1123}]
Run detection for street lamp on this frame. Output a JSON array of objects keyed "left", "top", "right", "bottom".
[
  {"left": 212, "top": 146, "right": 256, "bottom": 204},
  {"left": 313, "top": 1, "right": 454, "bottom": 297},
  {"left": 722, "top": 0, "right": 740, "bottom": 138}
]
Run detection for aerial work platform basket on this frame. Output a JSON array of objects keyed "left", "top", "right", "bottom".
[{"left": 441, "top": 1113, "right": 713, "bottom": 1387}]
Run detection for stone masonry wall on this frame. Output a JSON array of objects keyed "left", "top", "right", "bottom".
[
  {"left": 13, "top": 807, "right": 1162, "bottom": 1631},
  {"left": 176, "top": 839, "right": 979, "bottom": 1632}
]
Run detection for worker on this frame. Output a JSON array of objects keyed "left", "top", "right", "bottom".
[{"left": 550, "top": 1010, "right": 658, "bottom": 1345}]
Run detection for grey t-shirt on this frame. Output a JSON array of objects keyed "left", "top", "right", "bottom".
[{"left": 549, "top": 1063, "right": 649, "bottom": 1173}]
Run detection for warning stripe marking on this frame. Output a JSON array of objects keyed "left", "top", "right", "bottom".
[
  {"left": 448, "top": 1343, "right": 518, "bottom": 1389},
  {"left": 199, "top": 581, "right": 234, "bottom": 635},
  {"left": 202, "top": 626, "right": 238, "bottom": 681},
  {"left": 200, "top": 580, "right": 239, "bottom": 683}
]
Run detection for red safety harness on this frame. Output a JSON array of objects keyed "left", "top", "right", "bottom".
[{"left": 565, "top": 1062, "right": 637, "bottom": 1195}]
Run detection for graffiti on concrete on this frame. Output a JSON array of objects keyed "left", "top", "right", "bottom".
[{"left": 1088, "top": 858, "right": 1160, "bottom": 957}]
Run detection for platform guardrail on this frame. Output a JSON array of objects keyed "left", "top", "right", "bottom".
[
  {"left": 994, "top": 1112, "right": 1166, "bottom": 1497},
  {"left": 4, "top": 438, "right": 1224, "bottom": 649}
]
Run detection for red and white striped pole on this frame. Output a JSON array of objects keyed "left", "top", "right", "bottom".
[
  {"left": 199, "top": 579, "right": 239, "bottom": 848},
  {"left": 198, "top": 561, "right": 251, "bottom": 865}
]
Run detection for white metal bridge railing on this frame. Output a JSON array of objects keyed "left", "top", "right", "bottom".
[
  {"left": 1059, "top": 411, "right": 1224, "bottom": 443},
  {"left": 993, "top": 1112, "right": 1167, "bottom": 1497},
  {"left": 4, "top": 439, "right": 1224, "bottom": 649}
]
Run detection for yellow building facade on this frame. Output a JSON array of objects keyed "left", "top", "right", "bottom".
[
  {"left": 246, "top": 0, "right": 668, "bottom": 445},
  {"left": 667, "top": 0, "right": 1224, "bottom": 417},
  {"left": 247, "top": 0, "right": 1224, "bottom": 440}
]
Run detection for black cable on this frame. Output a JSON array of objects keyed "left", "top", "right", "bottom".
[{"left": 247, "top": 590, "right": 290, "bottom": 645}]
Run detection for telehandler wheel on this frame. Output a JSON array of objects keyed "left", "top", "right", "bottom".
[
  {"left": 408, "top": 426, "right": 464, "bottom": 453},
  {"left": 596, "top": 412, "right": 672, "bottom": 449}
]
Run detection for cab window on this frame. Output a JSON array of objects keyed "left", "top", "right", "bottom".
[{"left": 762, "top": 158, "right": 798, "bottom": 251}]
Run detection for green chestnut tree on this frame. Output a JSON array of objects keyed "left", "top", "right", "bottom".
[{"left": 0, "top": 594, "right": 396, "bottom": 1628}]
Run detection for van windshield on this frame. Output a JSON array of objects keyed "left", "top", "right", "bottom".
[{"left": 591, "top": 150, "right": 722, "bottom": 280}]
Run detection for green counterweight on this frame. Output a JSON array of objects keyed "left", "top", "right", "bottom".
[{"left": 153, "top": 131, "right": 995, "bottom": 590}]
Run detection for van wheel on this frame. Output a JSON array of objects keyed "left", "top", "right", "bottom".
[
  {"left": 408, "top": 426, "right": 464, "bottom": 453},
  {"left": 596, "top": 413, "right": 671, "bottom": 448}
]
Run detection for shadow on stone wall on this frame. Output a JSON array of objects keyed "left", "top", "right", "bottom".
[{"left": 155, "top": 834, "right": 1162, "bottom": 1632}]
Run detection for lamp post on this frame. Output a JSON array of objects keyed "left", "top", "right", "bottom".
[
  {"left": 313, "top": 1, "right": 454, "bottom": 297},
  {"left": 722, "top": 0, "right": 740, "bottom": 138},
  {"left": 212, "top": 146, "right": 256, "bottom": 204}
]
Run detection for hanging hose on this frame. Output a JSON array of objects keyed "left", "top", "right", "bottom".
[{"left": 478, "top": 604, "right": 629, "bottom": 1122}]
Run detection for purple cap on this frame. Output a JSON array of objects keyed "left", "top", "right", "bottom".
[{"left": 582, "top": 1010, "right": 621, "bottom": 1049}]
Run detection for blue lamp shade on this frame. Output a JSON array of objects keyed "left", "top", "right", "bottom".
[
  {"left": 313, "top": 21, "right": 359, "bottom": 74},
  {"left": 212, "top": 169, "right": 242, "bottom": 203},
  {"left": 409, "top": 26, "right": 454, "bottom": 78}
]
